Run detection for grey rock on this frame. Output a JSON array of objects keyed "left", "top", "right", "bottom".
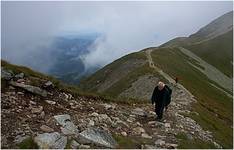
[
  {"left": 40, "top": 125, "right": 54, "bottom": 133},
  {"left": 148, "top": 121, "right": 157, "bottom": 125},
  {"left": 136, "top": 121, "right": 143, "bottom": 127},
  {"left": 45, "top": 100, "right": 56, "bottom": 105},
  {"left": 88, "top": 120, "right": 95, "bottom": 127},
  {"left": 155, "top": 139, "right": 165, "bottom": 146},
  {"left": 90, "top": 112, "right": 99, "bottom": 117},
  {"left": 31, "top": 106, "right": 43, "bottom": 114},
  {"left": 15, "top": 73, "right": 24, "bottom": 79},
  {"left": 149, "top": 111, "right": 156, "bottom": 116},
  {"left": 116, "top": 120, "right": 129, "bottom": 128},
  {"left": 166, "top": 143, "right": 178, "bottom": 148},
  {"left": 155, "top": 122, "right": 165, "bottom": 128},
  {"left": 133, "top": 127, "right": 145, "bottom": 135},
  {"left": 101, "top": 103, "right": 115, "bottom": 110},
  {"left": 16, "top": 79, "right": 25, "bottom": 83},
  {"left": 98, "top": 114, "right": 112, "bottom": 124},
  {"left": 40, "top": 111, "right": 45, "bottom": 119},
  {"left": 156, "top": 135, "right": 166, "bottom": 139},
  {"left": 79, "top": 144, "right": 91, "bottom": 149},
  {"left": 54, "top": 114, "right": 79, "bottom": 135},
  {"left": 1, "top": 67, "right": 13, "bottom": 80},
  {"left": 165, "top": 123, "right": 171, "bottom": 128},
  {"left": 141, "top": 133, "right": 152, "bottom": 139},
  {"left": 9, "top": 81, "right": 47, "bottom": 97},
  {"left": 121, "top": 131, "right": 127, "bottom": 137},
  {"left": 14, "top": 135, "right": 30, "bottom": 144},
  {"left": 17, "top": 91, "right": 24, "bottom": 95},
  {"left": 213, "top": 141, "right": 222, "bottom": 149},
  {"left": 34, "top": 132, "right": 67, "bottom": 149},
  {"left": 131, "top": 108, "right": 147, "bottom": 117},
  {"left": 78, "top": 128, "right": 118, "bottom": 148},
  {"left": 142, "top": 144, "right": 157, "bottom": 149},
  {"left": 60, "top": 93, "right": 69, "bottom": 101},
  {"left": 44, "top": 81, "right": 54, "bottom": 88},
  {"left": 30, "top": 101, "right": 37, "bottom": 105}
]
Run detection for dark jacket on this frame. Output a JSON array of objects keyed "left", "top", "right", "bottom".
[{"left": 151, "top": 85, "right": 170, "bottom": 107}]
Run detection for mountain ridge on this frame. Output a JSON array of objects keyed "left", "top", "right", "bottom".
[{"left": 79, "top": 11, "right": 233, "bottom": 148}]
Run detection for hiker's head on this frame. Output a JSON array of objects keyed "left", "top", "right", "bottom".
[{"left": 157, "top": 81, "right": 165, "bottom": 91}]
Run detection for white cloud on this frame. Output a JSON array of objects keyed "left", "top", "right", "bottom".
[{"left": 2, "top": 1, "right": 232, "bottom": 72}]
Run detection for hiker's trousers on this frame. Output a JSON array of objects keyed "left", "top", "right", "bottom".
[{"left": 155, "top": 104, "right": 164, "bottom": 119}]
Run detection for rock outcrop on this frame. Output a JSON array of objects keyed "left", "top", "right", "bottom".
[
  {"left": 78, "top": 128, "right": 118, "bottom": 148},
  {"left": 9, "top": 81, "right": 47, "bottom": 97}
]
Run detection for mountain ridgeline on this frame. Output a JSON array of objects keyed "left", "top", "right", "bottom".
[{"left": 79, "top": 11, "right": 233, "bottom": 148}]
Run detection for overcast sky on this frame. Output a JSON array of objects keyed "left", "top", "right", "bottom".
[{"left": 1, "top": 1, "right": 233, "bottom": 72}]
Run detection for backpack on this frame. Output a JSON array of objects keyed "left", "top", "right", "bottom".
[{"left": 165, "top": 85, "right": 172, "bottom": 106}]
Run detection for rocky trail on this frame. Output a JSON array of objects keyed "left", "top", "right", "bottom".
[{"left": 1, "top": 63, "right": 221, "bottom": 149}]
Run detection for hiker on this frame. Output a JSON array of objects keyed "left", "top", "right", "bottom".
[
  {"left": 175, "top": 77, "right": 179, "bottom": 84},
  {"left": 151, "top": 81, "right": 172, "bottom": 121}
]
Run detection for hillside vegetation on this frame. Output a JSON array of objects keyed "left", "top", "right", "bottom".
[
  {"left": 79, "top": 11, "right": 233, "bottom": 148},
  {"left": 185, "top": 30, "right": 233, "bottom": 77},
  {"left": 1, "top": 60, "right": 221, "bottom": 149},
  {"left": 150, "top": 47, "right": 232, "bottom": 148}
]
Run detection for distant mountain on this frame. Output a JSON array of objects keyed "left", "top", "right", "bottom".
[
  {"left": 189, "top": 11, "right": 233, "bottom": 41},
  {"left": 161, "top": 11, "right": 233, "bottom": 47},
  {"left": 79, "top": 11, "right": 233, "bottom": 148},
  {"left": 48, "top": 33, "right": 100, "bottom": 84},
  {"left": 161, "top": 11, "right": 233, "bottom": 78}
]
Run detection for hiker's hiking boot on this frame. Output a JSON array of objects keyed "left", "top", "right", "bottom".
[{"left": 156, "top": 117, "right": 163, "bottom": 122}]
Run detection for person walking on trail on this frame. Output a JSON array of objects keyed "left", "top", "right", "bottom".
[
  {"left": 151, "top": 81, "right": 172, "bottom": 121},
  {"left": 174, "top": 77, "right": 179, "bottom": 86}
]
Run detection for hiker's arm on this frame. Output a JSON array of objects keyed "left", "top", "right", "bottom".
[
  {"left": 162, "top": 90, "right": 168, "bottom": 107},
  {"left": 151, "top": 88, "right": 156, "bottom": 105}
]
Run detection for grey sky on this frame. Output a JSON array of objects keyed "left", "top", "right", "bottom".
[{"left": 1, "top": 1, "right": 233, "bottom": 72}]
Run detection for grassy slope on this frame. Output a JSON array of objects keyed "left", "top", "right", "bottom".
[
  {"left": 1, "top": 60, "right": 146, "bottom": 105},
  {"left": 79, "top": 51, "right": 147, "bottom": 92},
  {"left": 176, "top": 132, "right": 217, "bottom": 149},
  {"left": 185, "top": 30, "right": 233, "bottom": 77},
  {"left": 104, "top": 63, "right": 166, "bottom": 99},
  {"left": 150, "top": 47, "right": 233, "bottom": 148},
  {"left": 80, "top": 50, "right": 168, "bottom": 100}
]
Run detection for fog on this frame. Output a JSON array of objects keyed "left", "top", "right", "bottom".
[{"left": 1, "top": 1, "right": 232, "bottom": 72}]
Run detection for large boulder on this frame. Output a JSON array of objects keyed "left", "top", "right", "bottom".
[
  {"left": 78, "top": 128, "right": 118, "bottom": 148},
  {"left": 44, "top": 81, "right": 54, "bottom": 89},
  {"left": 34, "top": 132, "right": 67, "bottom": 149},
  {"left": 54, "top": 114, "right": 79, "bottom": 135},
  {"left": 9, "top": 81, "right": 47, "bottom": 97},
  {"left": 1, "top": 67, "right": 13, "bottom": 80},
  {"left": 14, "top": 73, "right": 24, "bottom": 79}
]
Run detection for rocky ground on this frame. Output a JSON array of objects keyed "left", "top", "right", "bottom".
[{"left": 1, "top": 66, "right": 221, "bottom": 149}]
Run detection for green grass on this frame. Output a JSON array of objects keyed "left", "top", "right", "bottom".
[
  {"left": 151, "top": 47, "right": 233, "bottom": 148},
  {"left": 113, "top": 134, "right": 152, "bottom": 149},
  {"left": 185, "top": 30, "right": 233, "bottom": 77},
  {"left": 79, "top": 51, "right": 147, "bottom": 91},
  {"left": 65, "top": 138, "right": 73, "bottom": 149},
  {"left": 176, "top": 132, "right": 217, "bottom": 149},
  {"left": 1, "top": 59, "right": 146, "bottom": 105},
  {"left": 18, "top": 137, "right": 38, "bottom": 149},
  {"left": 113, "top": 134, "right": 139, "bottom": 148},
  {"left": 1, "top": 60, "right": 60, "bottom": 86},
  {"left": 104, "top": 64, "right": 166, "bottom": 98},
  {"left": 190, "top": 103, "right": 232, "bottom": 148}
]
